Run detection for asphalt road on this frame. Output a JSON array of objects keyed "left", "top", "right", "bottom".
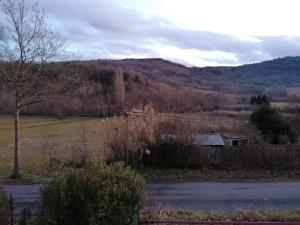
[
  {"left": 4, "top": 181, "right": 300, "bottom": 214},
  {"left": 145, "top": 181, "right": 300, "bottom": 212}
]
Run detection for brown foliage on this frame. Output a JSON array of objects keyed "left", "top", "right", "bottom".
[
  {"left": 103, "top": 105, "right": 162, "bottom": 166},
  {"left": 0, "top": 59, "right": 232, "bottom": 116}
]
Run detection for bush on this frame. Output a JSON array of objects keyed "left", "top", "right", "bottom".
[
  {"left": 39, "top": 162, "right": 144, "bottom": 225},
  {"left": 250, "top": 105, "right": 298, "bottom": 144},
  {"left": 0, "top": 188, "right": 9, "bottom": 225}
]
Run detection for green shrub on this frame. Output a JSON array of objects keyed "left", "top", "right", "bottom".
[
  {"left": 39, "top": 162, "right": 144, "bottom": 225},
  {"left": 0, "top": 188, "right": 9, "bottom": 225},
  {"left": 250, "top": 104, "right": 298, "bottom": 144}
]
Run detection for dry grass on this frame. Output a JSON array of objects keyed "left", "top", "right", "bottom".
[
  {"left": 144, "top": 210, "right": 300, "bottom": 222},
  {"left": 0, "top": 108, "right": 248, "bottom": 179},
  {"left": 0, "top": 116, "right": 106, "bottom": 178},
  {"left": 0, "top": 108, "right": 162, "bottom": 178},
  {"left": 1, "top": 103, "right": 296, "bottom": 181},
  {"left": 167, "top": 112, "right": 246, "bottom": 135},
  {"left": 103, "top": 105, "right": 162, "bottom": 163},
  {"left": 141, "top": 168, "right": 300, "bottom": 181}
]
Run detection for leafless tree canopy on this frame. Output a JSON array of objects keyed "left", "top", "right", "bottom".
[
  {"left": 1, "top": 0, "right": 64, "bottom": 62},
  {"left": 0, "top": 0, "right": 75, "bottom": 178},
  {"left": 0, "top": 0, "right": 72, "bottom": 106}
]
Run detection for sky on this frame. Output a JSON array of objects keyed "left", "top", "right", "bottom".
[{"left": 5, "top": 0, "right": 300, "bottom": 66}]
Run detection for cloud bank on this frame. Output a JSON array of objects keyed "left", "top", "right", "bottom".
[{"left": 5, "top": 0, "right": 300, "bottom": 66}]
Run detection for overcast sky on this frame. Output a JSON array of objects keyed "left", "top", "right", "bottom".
[{"left": 7, "top": 0, "right": 300, "bottom": 66}]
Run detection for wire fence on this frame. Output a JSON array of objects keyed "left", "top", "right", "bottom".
[{"left": 5, "top": 193, "right": 40, "bottom": 225}]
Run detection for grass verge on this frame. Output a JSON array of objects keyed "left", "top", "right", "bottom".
[
  {"left": 144, "top": 210, "right": 300, "bottom": 222},
  {"left": 2, "top": 168, "right": 300, "bottom": 185},
  {"left": 141, "top": 168, "right": 300, "bottom": 181}
]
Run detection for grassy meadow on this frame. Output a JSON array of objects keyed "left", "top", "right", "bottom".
[
  {"left": 0, "top": 111, "right": 246, "bottom": 181},
  {"left": 0, "top": 116, "right": 106, "bottom": 180},
  {"left": 0, "top": 102, "right": 298, "bottom": 183}
]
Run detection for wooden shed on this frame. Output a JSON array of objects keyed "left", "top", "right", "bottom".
[{"left": 221, "top": 134, "right": 249, "bottom": 146}]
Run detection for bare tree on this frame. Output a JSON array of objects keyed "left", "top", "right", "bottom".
[
  {"left": 0, "top": 0, "right": 75, "bottom": 178},
  {"left": 113, "top": 69, "right": 125, "bottom": 111}
]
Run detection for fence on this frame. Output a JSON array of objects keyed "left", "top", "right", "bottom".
[
  {"left": 1, "top": 194, "right": 38, "bottom": 225},
  {"left": 140, "top": 221, "right": 300, "bottom": 225},
  {"left": 148, "top": 144, "right": 300, "bottom": 169},
  {"left": 4, "top": 192, "right": 300, "bottom": 225},
  {"left": 223, "top": 144, "right": 300, "bottom": 168}
]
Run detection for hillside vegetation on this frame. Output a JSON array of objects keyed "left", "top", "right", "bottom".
[
  {"left": 1, "top": 57, "right": 300, "bottom": 116},
  {"left": 194, "top": 56, "right": 300, "bottom": 92}
]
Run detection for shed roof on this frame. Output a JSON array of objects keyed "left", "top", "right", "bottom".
[
  {"left": 194, "top": 133, "right": 225, "bottom": 146},
  {"left": 160, "top": 133, "right": 225, "bottom": 146},
  {"left": 221, "top": 134, "right": 248, "bottom": 140}
]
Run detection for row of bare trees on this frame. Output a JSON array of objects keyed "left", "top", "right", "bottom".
[{"left": 0, "top": 66, "right": 228, "bottom": 117}]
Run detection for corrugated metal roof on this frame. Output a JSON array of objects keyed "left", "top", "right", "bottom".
[
  {"left": 221, "top": 134, "right": 248, "bottom": 139},
  {"left": 194, "top": 134, "right": 225, "bottom": 146},
  {"left": 160, "top": 133, "right": 225, "bottom": 146}
]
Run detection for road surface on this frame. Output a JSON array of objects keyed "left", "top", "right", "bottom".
[
  {"left": 145, "top": 181, "right": 300, "bottom": 212},
  {"left": 4, "top": 181, "right": 300, "bottom": 214}
]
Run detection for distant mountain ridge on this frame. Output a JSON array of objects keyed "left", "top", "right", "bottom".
[
  {"left": 2, "top": 56, "right": 300, "bottom": 94},
  {"left": 92, "top": 56, "right": 300, "bottom": 93},
  {"left": 193, "top": 56, "right": 300, "bottom": 91}
]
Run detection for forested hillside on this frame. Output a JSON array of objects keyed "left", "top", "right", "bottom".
[
  {"left": 0, "top": 57, "right": 300, "bottom": 116},
  {"left": 194, "top": 56, "right": 300, "bottom": 92}
]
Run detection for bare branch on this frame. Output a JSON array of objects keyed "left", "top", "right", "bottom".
[{"left": 0, "top": 0, "right": 73, "bottom": 178}]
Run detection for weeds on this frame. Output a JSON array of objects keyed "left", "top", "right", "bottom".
[{"left": 145, "top": 210, "right": 300, "bottom": 222}]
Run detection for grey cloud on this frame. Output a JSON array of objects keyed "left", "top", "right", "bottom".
[
  {"left": 21, "top": 0, "right": 300, "bottom": 65},
  {"left": 259, "top": 36, "right": 300, "bottom": 57}
]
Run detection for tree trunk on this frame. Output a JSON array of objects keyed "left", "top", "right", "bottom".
[{"left": 12, "top": 95, "right": 20, "bottom": 178}]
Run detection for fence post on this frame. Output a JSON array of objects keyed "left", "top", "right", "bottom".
[
  {"left": 9, "top": 194, "right": 13, "bottom": 225},
  {"left": 125, "top": 112, "right": 129, "bottom": 165},
  {"left": 286, "top": 144, "right": 288, "bottom": 168},
  {"left": 132, "top": 193, "right": 140, "bottom": 225},
  {"left": 25, "top": 203, "right": 28, "bottom": 225},
  {"left": 292, "top": 145, "right": 295, "bottom": 167}
]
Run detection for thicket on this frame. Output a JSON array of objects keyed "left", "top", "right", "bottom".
[
  {"left": 250, "top": 105, "right": 297, "bottom": 144},
  {"left": 38, "top": 162, "right": 144, "bottom": 225},
  {"left": 103, "top": 105, "right": 161, "bottom": 167}
]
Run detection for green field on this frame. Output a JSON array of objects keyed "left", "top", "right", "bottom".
[{"left": 0, "top": 116, "right": 106, "bottom": 180}]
